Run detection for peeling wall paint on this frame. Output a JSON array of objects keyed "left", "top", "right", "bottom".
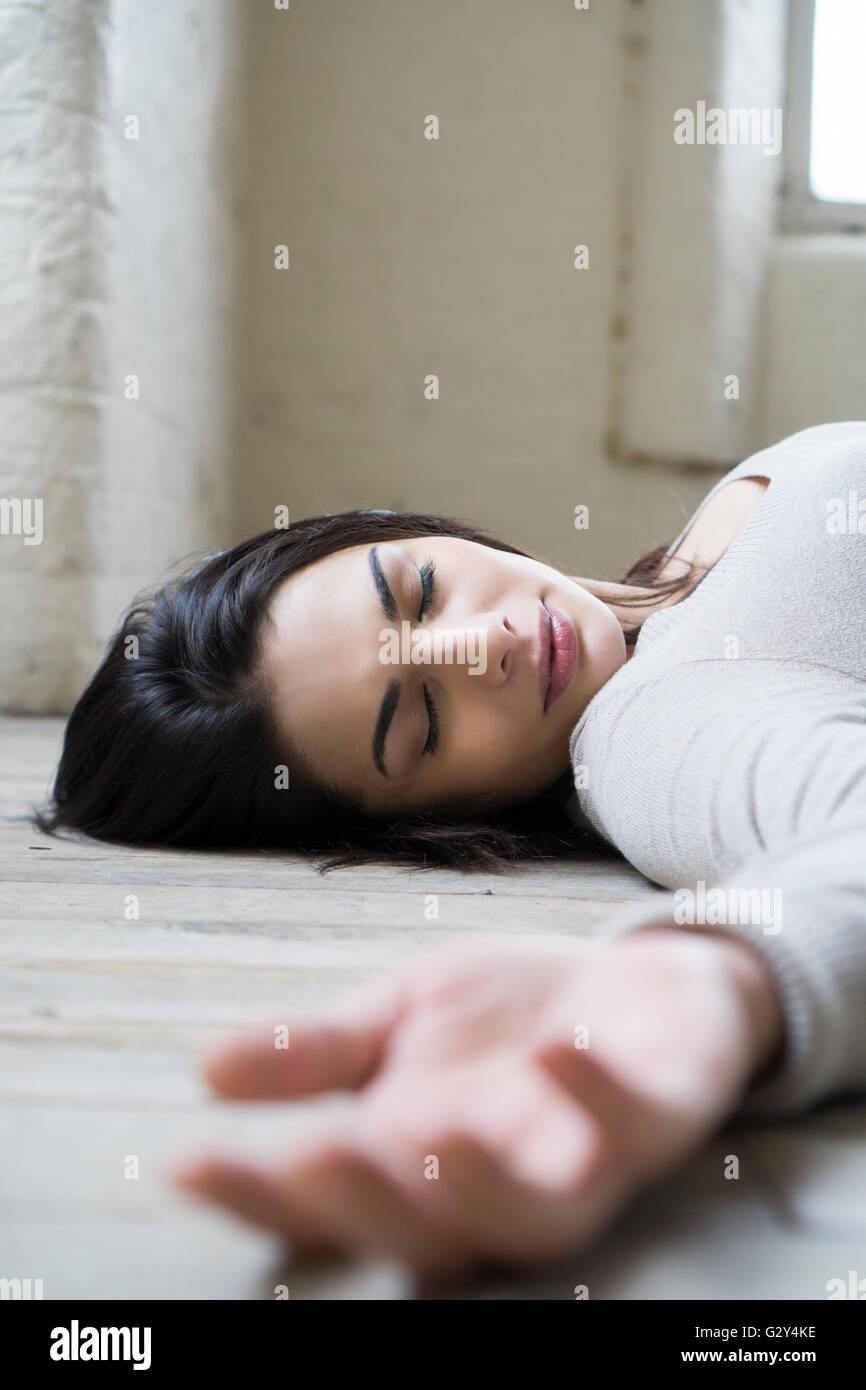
[{"left": 0, "top": 0, "right": 245, "bottom": 712}]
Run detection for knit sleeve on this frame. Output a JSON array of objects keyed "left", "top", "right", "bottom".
[{"left": 607, "top": 809, "right": 866, "bottom": 1118}]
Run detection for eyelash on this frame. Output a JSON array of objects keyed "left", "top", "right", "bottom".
[
  {"left": 418, "top": 557, "right": 436, "bottom": 620},
  {"left": 417, "top": 558, "right": 439, "bottom": 754}
]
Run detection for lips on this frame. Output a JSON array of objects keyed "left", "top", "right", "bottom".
[
  {"left": 537, "top": 603, "right": 552, "bottom": 709},
  {"left": 538, "top": 601, "right": 577, "bottom": 712}
]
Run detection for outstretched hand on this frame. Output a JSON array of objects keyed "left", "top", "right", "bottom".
[{"left": 171, "top": 927, "right": 782, "bottom": 1277}]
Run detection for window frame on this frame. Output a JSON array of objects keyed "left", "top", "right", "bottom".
[{"left": 781, "top": 0, "right": 866, "bottom": 234}]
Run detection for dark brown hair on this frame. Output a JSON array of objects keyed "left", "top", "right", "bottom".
[{"left": 34, "top": 511, "right": 706, "bottom": 871}]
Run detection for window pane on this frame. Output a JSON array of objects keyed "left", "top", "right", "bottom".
[{"left": 810, "top": 0, "right": 866, "bottom": 203}]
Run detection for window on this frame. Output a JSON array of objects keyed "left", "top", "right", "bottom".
[{"left": 782, "top": 0, "right": 866, "bottom": 231}]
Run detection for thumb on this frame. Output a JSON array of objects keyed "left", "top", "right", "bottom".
[{"left": 201, "top": 973, "right": 405, "bottom": 1099}]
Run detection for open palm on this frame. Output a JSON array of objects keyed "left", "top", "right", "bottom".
[{"left": 172, "top": 929, "right": 769, "bottom": 1276}]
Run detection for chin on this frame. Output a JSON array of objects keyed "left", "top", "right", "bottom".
[
  {"left": 581, "top": 604, "right": 627, "bottom": 682},
  {"left": 555, "top": 624, "right": 623, "bottom": 732}
]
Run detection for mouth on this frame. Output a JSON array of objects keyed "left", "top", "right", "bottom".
[{"left": 538, "top": 600, "right": 577, "bottom": 713}]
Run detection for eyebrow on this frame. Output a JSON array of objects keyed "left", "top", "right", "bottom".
[
  {"left": 369, "top": 546, "right": 400, "bottom": 776},
  {"left": 372, "top": 678, "right": 400, "bottom": 778},
  {"left": 369, "top": 544, "right": 398, "bottom": 621}
]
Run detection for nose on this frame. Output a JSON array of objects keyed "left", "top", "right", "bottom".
[
  {"left": 404, "top": 613, "right": 516, "bottom": 686},
  {"left": 483, "top": 614, "right": 517, "bottom": 684}
]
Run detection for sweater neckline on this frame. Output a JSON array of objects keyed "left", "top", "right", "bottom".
[
  {"left": 632, "top": 463, "right": 791, "bottom": 655},
  {"left": 569, "top": 455, "right": 796, "bottom": 760}
]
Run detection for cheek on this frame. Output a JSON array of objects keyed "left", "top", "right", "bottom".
[{"left": 441, "top": 705, "right": 549, "bottom": 790}]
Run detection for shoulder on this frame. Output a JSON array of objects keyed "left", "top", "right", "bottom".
[
  {"left": 571, "top": 658, "right": 866, "bottom": 886},
  {"left": 741, "top": 422, "right": 866, "bottom": 487}
]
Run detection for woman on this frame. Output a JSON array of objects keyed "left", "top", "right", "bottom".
[{"left": 39, "top": 421, "right": 866, "bottom": 1276}]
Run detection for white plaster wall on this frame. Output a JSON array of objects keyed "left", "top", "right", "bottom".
[
  {"left": 233, "top": 0, "right": 718, "bottom": 581},
  {"left": 616, "top": 0, "right": 786, "bottom": 467},
  {"left": 0, "top": 0, "right": 110, "bottom": 712},
  {"left": 94, "top": 0, "right": 245, "bottom": 673},
  {"left": 0, "top": 0, "right": 244, "bottom": 713},
  {"left": 759, "top": 237, "right": 866, "bottom": 445},
  {"left": 6, "top": 0, "right": 813, "bottom": 715}
]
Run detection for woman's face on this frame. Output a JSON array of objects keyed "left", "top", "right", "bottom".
[{"left": 259, "top": 536, "right": 627, "bottom": 817}]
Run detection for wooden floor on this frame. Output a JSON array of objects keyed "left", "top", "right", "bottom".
[{"left": 2, "top": 714, "right": 865, "bottom": 1301}]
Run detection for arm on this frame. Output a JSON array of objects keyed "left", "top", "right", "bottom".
[
  {"left": 635, "top": 923, "right": 785, "bottom": 1092},
  {"left": 573, "top": 655, "right": 866, "bottom": 1119},
  {"left": 612, "top": 809, "right": 866, "bottom": 1117}
]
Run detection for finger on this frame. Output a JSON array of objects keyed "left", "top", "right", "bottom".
[
  {"left": 374, "top": 1088, "right": 609, "bottom": 1267},
  {"left": 531, "top": 1038, "right": 652, "bottom": 1189},
  {"left": 268, "top": 1140, "right": 476, "bottom": 1277},
  {"left": 202, "top": 974, "right": 404, "bottom": 1100},
  {"left": 168, "top": 1151, "right": 341, "bottom": 1251},
  {"left": 404, "top": 1128, "right": 588, "bottom": 1265},
  {"left": 533, "top": 1035, "right": 632, "bottom": 1125},
  {"left": 537, "top": 1033, "right": 725, "bottom": 1188}
]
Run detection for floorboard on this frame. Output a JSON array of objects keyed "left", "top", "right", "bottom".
[{"left": 2, "top": 715, "right": 863, "bottom": 1300}]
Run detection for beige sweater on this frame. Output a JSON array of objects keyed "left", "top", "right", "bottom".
[{"left": 567, "top": 422, "right": 866, "bottom": 1117}]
